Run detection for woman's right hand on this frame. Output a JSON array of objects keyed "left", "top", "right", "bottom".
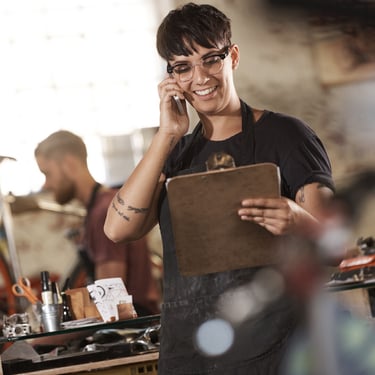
[{"left": 158, "top": 76, "right": 190, "bottom": 140}]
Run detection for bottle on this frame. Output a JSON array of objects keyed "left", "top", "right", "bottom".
[
  {"left": 51, "top": 281, "right": 63, "bottom": 304},
  {"left": 40, "top": 271, "right": 53, "bottom": 305},
  {"left": 61, "top": 292, "right": 73, "bottom": 322}
]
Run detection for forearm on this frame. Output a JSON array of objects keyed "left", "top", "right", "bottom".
[
  {"left": 295, "top": 183, "right": 334, "bottom": 239},
  {"left": 104, "top": 130, "right": 177, "bottom": 242},
  {"left": 292, "top": 205, "right": 323, "bottom": 239}
]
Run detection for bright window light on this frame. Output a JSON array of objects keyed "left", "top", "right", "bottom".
[{"left": 0, "top": 0, "right": 165, "bottom": 195}]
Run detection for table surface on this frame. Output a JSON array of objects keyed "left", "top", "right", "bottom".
[
  {"left": 1, "top": 351, "right": 159, "bottom": 375},
  {"left": 0, "top": 315, "right": 161, "bottom": 375},
  {"left": 0, "top": 314, "right": 160, "bottom": 343}
]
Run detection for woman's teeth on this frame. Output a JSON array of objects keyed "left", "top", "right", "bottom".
[{"left": 195, "top": 87, "right": 216, "bottom": 96}]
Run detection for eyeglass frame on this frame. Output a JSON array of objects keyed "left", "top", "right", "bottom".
[{"left": 166, "top": 45, "right": 232, "bottom": 82}]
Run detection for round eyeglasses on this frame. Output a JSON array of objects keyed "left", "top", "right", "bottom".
[{"left": 167, "top": 46, "right": 231, "bottom": 82}]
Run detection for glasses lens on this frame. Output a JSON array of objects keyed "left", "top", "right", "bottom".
[
  {"left": 174, "top": 65, "right": 193, "bottom": 82},
  {"left": 171, "top": 47, "right": 229, "bottom": 82},
  {"left": 202, "top": 55, "right": 224, "bottom": 75}
]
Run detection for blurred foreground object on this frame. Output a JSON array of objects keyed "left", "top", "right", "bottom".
[{"left": 281, "top": 169, "right": 375, "bottom": 375}]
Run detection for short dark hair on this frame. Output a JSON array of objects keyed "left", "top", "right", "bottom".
[
  {"left": 35, "top": 130, "right": 87, "bottom": 162},
  {"left": 156, "top": 2, "right": 232, "bottom": 61}
]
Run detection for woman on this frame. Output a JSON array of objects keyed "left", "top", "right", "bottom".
[{"left": 104, "top": 3, "right": 334, "bottom": 374}]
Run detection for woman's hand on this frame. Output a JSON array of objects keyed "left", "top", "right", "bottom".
[
  {"left": 158, "top": 76, "right": 189, "bottom": 140},
  {"left": 238, "top": 197, "right": 317, "bottom": 236},
  {"left": 238, "top": 183, "right": 333, "bottom": 237}
]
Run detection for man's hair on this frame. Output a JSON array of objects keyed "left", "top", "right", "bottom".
[
  {"left": 34, "top": 130, "right": 87, "bottom": 163},
  {"left": 156, "top": 2, "right": 232, "bottom": 61}
]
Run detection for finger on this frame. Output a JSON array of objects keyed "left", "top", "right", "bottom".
[
  {"left": 238, "top": 207, "right": 280, "bottom": 219},
  {"left": 258, "top": 221, "right": 286, "bottom": 235},
  {"left": 239, "top": 212, "right": 269, "bottom": 223},
  {"left": 259, "top": 216, "right": 292, "bottom": 234},
  {"left": 158, "top": 78, "right": 183, "bottom": 97},
  {"left": 252, "top": 216, "right": 283, "bottom": 226},
  {"left": 160, "top": 89, "right": 185, "bottom": 106},
  {"left": 239, "top": 211, "right": 289, "bottom": 227},
  {"left": 241, "top": 197, "right": 284, "bottom": 208},
  {"left": 243, "top": 215, "right": 289, "bottom": 236}
]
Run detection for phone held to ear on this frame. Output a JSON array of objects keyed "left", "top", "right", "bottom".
[{"left": 172, "top": 95, "right": 185, "bottom": 115}]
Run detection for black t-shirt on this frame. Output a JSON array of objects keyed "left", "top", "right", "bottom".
[{"left": 164, "top": 105, "right": 334, "bottom": 200}]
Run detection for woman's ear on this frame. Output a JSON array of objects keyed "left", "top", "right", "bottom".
[{"left": 230, "top": 44, "right": 240, "bottom": 70}]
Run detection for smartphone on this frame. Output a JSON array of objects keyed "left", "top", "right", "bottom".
[{"left": 172, "top": 95, "right": 185, "bottom": 115}]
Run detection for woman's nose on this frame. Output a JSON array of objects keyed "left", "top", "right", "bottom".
[{"left": 194, "top": 65, "right": 210, "bottom": 85}]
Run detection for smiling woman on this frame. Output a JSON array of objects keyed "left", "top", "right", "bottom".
[
  {"left": 103, "top": 3, "right": 335, "bottom": 374},
  {"left": 0, "top": 0, "right": 165, "bottom": 195}
]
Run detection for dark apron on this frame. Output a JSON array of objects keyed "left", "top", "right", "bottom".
[{"left": 157, "top": 101, "right": 296, "bottom": 375}]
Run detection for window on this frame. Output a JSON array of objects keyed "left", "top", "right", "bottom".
[{"left": 0, "top": 0, "right": 165, "bottom": 194}]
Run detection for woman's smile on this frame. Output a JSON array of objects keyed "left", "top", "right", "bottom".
[{"left": 194, "top": 86, "right": 217, "bottom": 96}]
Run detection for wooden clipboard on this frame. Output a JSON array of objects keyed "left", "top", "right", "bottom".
[{"left": 166, "top": 163, "right": 281, "bottom": 276}]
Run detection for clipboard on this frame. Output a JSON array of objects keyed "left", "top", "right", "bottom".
[{"left": 166, "top": 163, "right": 281, "bottom": 276}]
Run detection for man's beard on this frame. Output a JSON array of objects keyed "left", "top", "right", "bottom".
[{"left": 55, "top": 184, "right": 75, "bottom": 205}]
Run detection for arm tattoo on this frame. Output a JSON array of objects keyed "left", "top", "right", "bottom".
[
  {"left": 128, "top": 205, "right": 149, "bottom": 214},
  {"left": 111, "top": 202, "right": 130, "bottom": 221},
  {"left": 116, "top": 192, "right": 125, "bottom": 205},
  {"left": 113, "top": 193, "right": 149, "bottom": 216},
  {"left": 299, "top": 186, "right": 305, "bottom": 203}
]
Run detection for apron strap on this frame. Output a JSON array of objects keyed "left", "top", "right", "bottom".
[
  {"left": 240, "top": 99, "right": 256, "bottom": 165},
  {"left": 172, "top": 122, "right": 203, "bottom": 174}
]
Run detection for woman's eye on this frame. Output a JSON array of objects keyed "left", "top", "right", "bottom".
[
  {"left": 174, "top": 65, "right": 191, "bottom": 74},
  {"left": 203, "top": 56, "right": 220, "bottom": 66}
]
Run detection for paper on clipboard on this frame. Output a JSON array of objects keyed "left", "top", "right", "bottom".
[{"left": 166, "top": 163, "right": 281, "bottom": 276}]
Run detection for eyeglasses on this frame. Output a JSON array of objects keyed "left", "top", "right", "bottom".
[{"left": 167, "top": 46, "right": 231, "bottom": 82}]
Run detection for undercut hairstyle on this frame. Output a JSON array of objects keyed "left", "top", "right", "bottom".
[
  {"left": 35, "top": 130, "right": 87, "bottom": 163},
  {"left": 156, "top": 2, "right": 232, "bottom": 61}
]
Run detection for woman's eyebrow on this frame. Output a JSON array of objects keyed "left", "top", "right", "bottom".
[{"left": 170, "top": 49, "right": 223, "bottom": 65}]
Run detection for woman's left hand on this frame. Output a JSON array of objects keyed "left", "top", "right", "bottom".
[
  {"left": 238, "top": 197, "right": 310, "bottom": 236},
  {"left": 238, "top": 183, "right": 334, "bottom": 237}
]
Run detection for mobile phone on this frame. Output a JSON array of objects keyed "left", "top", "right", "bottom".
[{"left": 172, "top": 95, "right": 185, "bottom": 115}]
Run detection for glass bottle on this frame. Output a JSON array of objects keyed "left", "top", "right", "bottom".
[{"left": 61, "top": 292, "right": 73, "bottom": 322}]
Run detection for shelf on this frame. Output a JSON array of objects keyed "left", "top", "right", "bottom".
[
  {"left": 326, "top": 280, "right": 375, "bottom": 293},
  {"left": 0, "top": 314, "right": 160, "bottom": 344}
]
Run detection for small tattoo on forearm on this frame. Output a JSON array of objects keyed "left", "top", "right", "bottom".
[
  {"left": 128, "top": 205, "right": 149, "bottom": 214},
  {"left": 111, "top": 202, "right": 130, "bottom": 221},
  {"left": 116, "top": 193, "right": 125, "bottom": 206},
  {"left": 299, "top": 187, "right": 305, "bottom": 203}
]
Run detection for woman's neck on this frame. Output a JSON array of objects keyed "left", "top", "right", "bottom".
[{"left": 200, "top": 107, "right": 242, "bottom": 141}]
